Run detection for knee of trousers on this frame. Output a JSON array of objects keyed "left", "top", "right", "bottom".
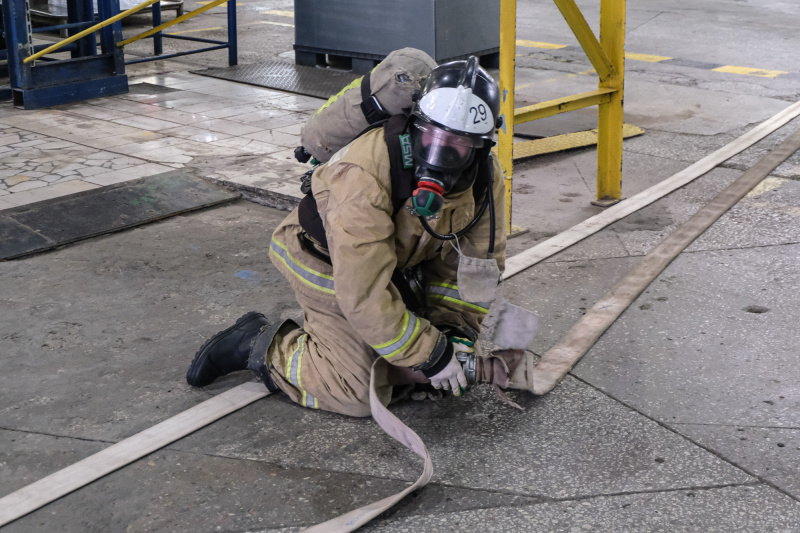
[
  {"left": 272, "top": 377, "right": 375, "bottom": 418},
  {"left": 264, "top": 329, "right": 378, "bottom": 417}
]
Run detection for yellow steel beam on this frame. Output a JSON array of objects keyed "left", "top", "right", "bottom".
[
  {"left": 514, "top": 88, "right": 615, "bottom": 124},
  {"left": 498, "top": 0, "right": 517, "bottom": 235},
  {"left": 118, "top": 0, "right": 230, "bottom": 47},
  {"left": 23, "top": 0, "right": 161, "bottom": 63},
  {"left": 552, "top": 0, "right": 615, "bottom": 82},
  {"left": 595, "top": 0, "right": 626, "bottom": 203}
]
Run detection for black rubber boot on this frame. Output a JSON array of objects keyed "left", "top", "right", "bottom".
[
  {"left": 247, "top": 319, "right": 299, "bottom": 393},
  {"left": 186, "top": 311, "right": 270, "bottom": 387}
]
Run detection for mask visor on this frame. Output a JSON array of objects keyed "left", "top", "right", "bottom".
[{"left": 412, "top": 123, "right": 480, "bottom": 173}]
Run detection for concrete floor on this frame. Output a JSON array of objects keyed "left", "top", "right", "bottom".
[{"left": 2, "top": 0, "right": 800, "bottom": 531}]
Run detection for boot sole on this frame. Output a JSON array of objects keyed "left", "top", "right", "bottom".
[{"left": 186, "top": 311, "right": 266, "bottom": 387}]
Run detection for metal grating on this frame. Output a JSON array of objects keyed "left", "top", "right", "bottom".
[{"left": 193, "top": 61, "right": 360, "bottom": 99}]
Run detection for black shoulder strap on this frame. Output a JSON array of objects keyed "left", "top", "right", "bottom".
[
  {"left": 298, "top": 114, "right": 415, "bottom": 246},
  {"left": 297, "top": 192, "right": 328, "bottom": 248},
  {"left": 359, "top": 71, "right": 392, "bottom": 124},
  {"left": 383, "top": 114, "right": 415, "bottom": 215},
  {"left": 472, "top": 149, "right": 494, "bottom": 204}
]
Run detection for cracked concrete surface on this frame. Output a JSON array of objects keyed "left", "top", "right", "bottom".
[{"left": 2, "top": 0, "right": 800, "bottom": 530}]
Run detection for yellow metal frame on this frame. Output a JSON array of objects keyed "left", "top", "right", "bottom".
[{"left": 498, "top": 0, "right": 627, "bottom": 233}]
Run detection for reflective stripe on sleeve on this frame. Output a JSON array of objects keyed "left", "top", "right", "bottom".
[
  {"left": 270, "top": 237, "right": 335, "bottom": 294},
  {"left": 285, "top": 335, "right": 318, "bottom": 409},
  {"left": 371, "top": 310, "right": 421, "bottom": 359},
  {"left": 425, "top": 282, "right": 490, "bottom": 313}
]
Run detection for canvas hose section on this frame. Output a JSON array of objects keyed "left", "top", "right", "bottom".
[{"left": 4, "top": 98, "right": 799, "bottom": 531}]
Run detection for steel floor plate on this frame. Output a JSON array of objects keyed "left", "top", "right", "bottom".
[
  {"left": 512, "top": 123, "right": 645, "bottom": 161},
  {"left": 0, "top": 172, "right": 239, "bottom": 261},
  {"left": 193, "top": 61, "right": 360, "bottom": 100}
]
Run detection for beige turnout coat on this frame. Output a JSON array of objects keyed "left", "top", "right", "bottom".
[{"left": 265, "top": 127, "right": 506, "bottom": 416}]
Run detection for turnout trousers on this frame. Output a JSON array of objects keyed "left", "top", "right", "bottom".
[{"left": 258, "top": 214, "right": 394, "bottom": 417}]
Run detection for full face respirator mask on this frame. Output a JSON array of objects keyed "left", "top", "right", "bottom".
[
  {"left": 407, "top": 55, "right": 500, "bottom": 219},
  {"left": 410, "top": 122, "right": 482, "bottom": 217}
]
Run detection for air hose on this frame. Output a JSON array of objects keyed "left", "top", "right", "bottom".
[{"left": 417, "top": 174, "right": 496, "bottom": 256}]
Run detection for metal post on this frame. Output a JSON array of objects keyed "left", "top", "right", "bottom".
[
  {"left": 595, "top": 0, "right": 626, "bottom": 205},
  {"left": 152, "top": 1, "right": 163, "bottom": 56},
  {"left": 498, "top": 0, "right": 516, "bottom": 235},
  {"left": 68, "top": 0, "right": 97, "bottom": 58},
  {"left": 227, "top": 0, "right": 237, "bottom": 66},
  {"left": 97, "top": 0, "right": 114, "bottom": 54},
  {"left": 97, "top": 0, "right": 126, "bottom": 75},
  {"left": 2, "top": 0, "right": 33, "bottom": 91}
]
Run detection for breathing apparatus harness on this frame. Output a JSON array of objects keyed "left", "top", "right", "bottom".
[
  {"left": 297, "top": 114, "right": 497, "bottom": 255},
  {"left": 298, "top": 55, "right": 501, "bottom": 255}
]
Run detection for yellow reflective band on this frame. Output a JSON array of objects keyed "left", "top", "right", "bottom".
[
  {"left": 296, "top": 337, "right": 304, "bottom": 389},
  {"left": 314, "top": 76, "right": 364, "bottom": 117},
  {"left": 301, "top": 392, "right": 319, "bottom": 409},
  {"left": 398, "top": 319, "right": 421, "bottom": 355},
  {"left": 313, "top": 64, "right": 380, "bottom": 117},
  {"left": 372, "top": 311, "right": 410, "bottom": 350},
  {"left": 270, "top": 238, "right": 335, "bottom": 294},
  {"left": 287, "top": 336, "right": 317, "bottom": 409},
  {"left": 381, "top": 319, "right": 421, "bottom": 359},
  {"left": 286, "top": 335, "right": 305, "bottom": 387},
  {"left": 425, "top": 283, "right": 490, "bottom": 312},
  {"left": 371, "top": 311, "right": 422, "bottom": 359},
  {"left": 427, "top": 294, "right": 489, "bottom": 314}
]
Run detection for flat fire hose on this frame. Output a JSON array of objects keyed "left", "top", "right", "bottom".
[
  {"left": 0, "top": 383, "right": 273, "bottom": 528},
  {"left": 503, "top": 99, "right": 800, "bottom": 279},
  {"left": 3, "top": 115, "right": 800, "bottom": 530},
  {"left": 301, "top": 359, "right": 433, "bottom": 532},
  {"left": 0, "top": 360, "right": 431, "bottom": 532},
  {"left": 530, "top": 126, "right": 800, "bottom": 395}
]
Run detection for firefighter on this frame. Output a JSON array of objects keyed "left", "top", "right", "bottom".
[{"left": 187, "top": 57, "right": 520, "bottom": 416}]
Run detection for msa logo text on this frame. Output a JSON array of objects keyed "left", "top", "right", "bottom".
[{"left": 399, "top": 134, "right": 413, "bottom": 169}]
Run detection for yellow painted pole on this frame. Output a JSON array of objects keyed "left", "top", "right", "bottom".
[
  {"left": 23, "top": 0, "right": 161, "bottom": 64},
  {"left": 498, "top": 0, "right": 516, "bottom": 235},
  {"left": 117, "top": 0, "right": 230, "bottom": 47},
  {"left": 552, "top": 0, "right": 615, "bottom": 82},
  {"left": 595, "top": 0, "right": 626, "bottom": 204}
]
